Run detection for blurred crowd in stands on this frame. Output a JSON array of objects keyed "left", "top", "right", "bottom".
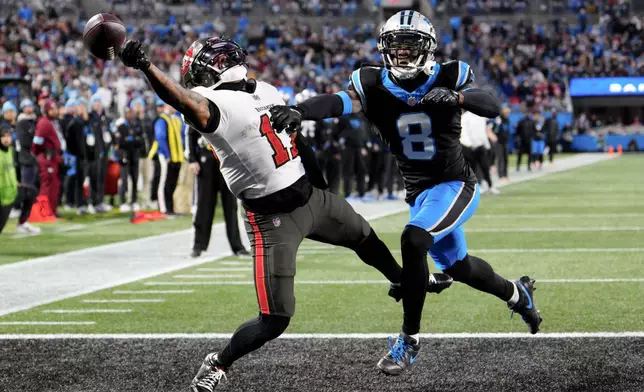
[{"left": 0, "top": 0, "right": 643, "bottom": 233}]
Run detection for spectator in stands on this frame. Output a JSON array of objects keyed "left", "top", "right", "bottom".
[
  {"left": 543, "top": 108, "right": 559, "bottom": 164},
  {"left": 153, "top": 103, "right": 184, "bottom": 215},
  {"left": 1, "top": 102, "right": 17, "bottom": 138},
  {"left": 114, "top": 107, "right": 144, "bottom": 212},
  {"left": 32, "top": 99, "right": 65, "bottom": 217},
  {"left": 516, "top": 112, "right": 537, "bottom": 172},
  {"left": 89, "top": 95, "right": 113, "bottom": 212},
  {"left": 461, "top": 109, "right": 499, "bottom": 195},
  {"left": 14, "top": 99, "right": 39, "bottom": 226},
  {"left": 146, "top": 102, "right": 163, "bottom": 211}
]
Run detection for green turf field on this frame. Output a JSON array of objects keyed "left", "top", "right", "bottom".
[
  {"left": 1, "top": 156, "right": 643, "bottom": 334},
  {"left": 0, "top": 210, "right": 212, "bottom": 265}
]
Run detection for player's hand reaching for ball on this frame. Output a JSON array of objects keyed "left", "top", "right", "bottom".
[
  {"left": 269, "top": 106, "right": 303, "bottom": 134},
  {"left": 119, "top": 40, "right": 150, "bottom": 70},
  {"left": 421, "top": 87, "right": 462, "bottom": 106}
]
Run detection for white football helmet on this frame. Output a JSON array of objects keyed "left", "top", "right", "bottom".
[{"left": 378, "top": 10, "right": 438, "bottom": 80}]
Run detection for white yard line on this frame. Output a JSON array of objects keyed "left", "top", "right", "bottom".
[
  {"left": 218, "top": 261, "right": 252, "bottom": 266},
  {"left": 1, "top": 332, "right": 643, "bottom": 339},
  {"left": 297, "top": 248, "right": 644, "bottom": 255},
  {"left": 81, "top": 299, "right": 165, "bottom": 303},
  {"left": 172, "top": 274, "right": 248, "bottom": 279},
  {"left": 475, "top": 213, "right": 644, "bottom": 219},
  {"left": 0, "top": 322, "right": 96, "bottom": 326},
  {"left": 113, "top": 290, "right": 194, "bottom": 294},
  {"left": 144, "top": 278, "right": 644, "bottom": 286},
  {"left": 42, "top": 309, "right": 133, "bottom": 314},
  {"left": 467, "top": 227, "right": 643, "bottom": 232},
  {"left": 196, "top": 267, "right": 253, "bottom": 272},
  {"left": 0, "top": 153, "right": 613, "bottom": 317}
]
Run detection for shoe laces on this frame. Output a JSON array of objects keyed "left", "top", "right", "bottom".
[
  {"left": 197, "top": 369, "right": 227, "bottom": 391},
  {"left": 388, "top": 336, "right": 412, "bottom": 363}
]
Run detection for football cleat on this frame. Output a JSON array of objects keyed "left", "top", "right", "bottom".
[
  {"left": 508, "top": 276, "right": 542, "bottom": 334},
  {"left": 388, "top": 273, "right": 453, "bottom": 302},
  {"left": 377, "top": 333, "right": 420, "bottom": 376},
  {"left": 190, "top": 353, "right": 227, "bottom": 392}
]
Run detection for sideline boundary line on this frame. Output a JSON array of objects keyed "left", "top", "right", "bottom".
[{"left": 1, "top": 332, "right": 643, "bottom": 340}]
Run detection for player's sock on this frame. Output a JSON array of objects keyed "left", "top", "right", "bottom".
[
  {"left": 354, "top": 228, "right": 402, "bottom": 284},
  {"left": 507, "top": 282, "right": 520, "bottom": 305},
  {"left": 216, "top": 313, "right": 290, "bottom": 368},
  {"left": 444, "top": 254, "right": 515, "bottom": 302},
  {"left": 400, "top": 225, "right": 433, "bottom": 335}
]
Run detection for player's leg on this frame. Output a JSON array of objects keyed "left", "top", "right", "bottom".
[
  {"left": 192, "top": 160, "right": 216, "bottom": 256},
  {"left": 190, "top": 208, "right": 304, "bottom": 391},
  {"left": 306, "top": 187, "right": 402, "bottom": 284},
  {"left": 378, "top": 181, "right": 478, "bottom": 376},
  {"left": 437, "top": 230, "right": 542, "bottom": 334}
]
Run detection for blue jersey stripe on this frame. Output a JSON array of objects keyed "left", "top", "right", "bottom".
[
  {"left": 351, "top": 70, "right": 367, "bottom": 110},
  {"left": 456, "top": 61, "right": 470, "bottom": 90},
  {"left": 335, "top": 91, "right": 353, "bottom": 115}
]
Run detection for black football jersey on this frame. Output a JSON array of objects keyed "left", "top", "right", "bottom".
[{"left": 348, "top": 60, "right": 477, "bottom": 203}]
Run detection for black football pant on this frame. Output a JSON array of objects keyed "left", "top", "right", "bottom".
[
  {"left": 159, "top": 161, "right": 181, "bottom": 214},
  {"left": 516, "top": 144, "right": 532, "bottom": 172},
  {"left": 342, "top": 146, "right": 366, "bottom": 197},
  {"left": 119, "top": 155, "right": 140, "bottom": 204},
  {"left": 215, "top": 187, "right": 402, "bottom": 368},
  {"left": 85, "top": 160, "right": 102, "bottom": 206},
  {"left": 193, "top": 157, "right": 244, "bottom": 253},
  {"left": 0, "top": 203, "right": 10, "bottom": 234},
  {"left": 367, "top": 149, "right": 382, "bottom": 192}
]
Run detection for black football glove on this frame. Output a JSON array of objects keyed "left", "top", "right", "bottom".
[
  {"left": 420, "top": 87, "right": 460, "bottom": 106},
  {"left": 119, "top": 40, "right": 150, "bottom": 70},
  {"left": 269, "top": 105, "right": 303, "bottom": 134}
]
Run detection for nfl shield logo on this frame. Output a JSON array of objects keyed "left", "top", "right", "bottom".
[
  {"left": 408, "top": 96, "right": 416, "bottom": 106},
  {"left": 272, "top": 217, "right": 281, "bottom": 227}
]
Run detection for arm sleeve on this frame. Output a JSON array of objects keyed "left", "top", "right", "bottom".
[
  {"left": 187, "top": 126, "right": 200, "bottom": 163},
  {"left": 154, "top": 119, "right": 170, "bottom": 159},
  {"left": 294, "top": 133, "right": 328, "bottom": 190},
  {"left": 460, "top": 87, "right": 502, "bottom": 119},
  {"left": 295, "top": 93, "right": 348, "bottom": 121}
]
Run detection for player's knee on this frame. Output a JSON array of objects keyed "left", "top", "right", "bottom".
[
  {"left": 259, "top": 313, "right": 290, "bottom": 339},
  {"left": 400, "top": 225, "right": 433, "bottom": 255},
  {"left": 443, "top": 254, "right": 472, "bottom": 282}
]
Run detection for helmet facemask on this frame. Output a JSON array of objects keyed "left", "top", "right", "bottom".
[{"left": 378, "top": 31, "right": 436, "bottom": 80}]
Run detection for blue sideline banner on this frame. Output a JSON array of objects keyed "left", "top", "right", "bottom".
[{"left": 570, "top": 77, "right": 644, "bottom": 97}]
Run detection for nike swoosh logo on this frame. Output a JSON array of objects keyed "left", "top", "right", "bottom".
[
  {"left": 519, "top": 284, "right": 533, "bottom": 309},
  {"left": 409, "top": 354, "right": 417, "bottom": 364}
]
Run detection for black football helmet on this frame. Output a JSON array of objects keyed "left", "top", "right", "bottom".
[{"left": 180, "top": 37, "right": 248, "bottom": 89}]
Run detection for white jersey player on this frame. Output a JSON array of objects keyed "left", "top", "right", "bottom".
[{"left": 118, "top": 36, "right": 452, "bottom": 392}]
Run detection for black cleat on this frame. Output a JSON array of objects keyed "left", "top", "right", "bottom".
[
  {"left": 508, "top": 276, "right": 542, "bottom": 334},
  {"left": 190, "top": 353, "right": 227, "bottom": 392},
  {"left": 377, "top": 333, "right": 420, "bottom": 376},
  {"left": 191, "top": 249, "right": 203, "bottom": 258},
  {"left": 388, "top": 273, "right": 453, "bottom": 302}
]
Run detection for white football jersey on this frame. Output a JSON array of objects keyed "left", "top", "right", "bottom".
[{"left": 193, "top": 82, "right": 305, "bottom": 199}]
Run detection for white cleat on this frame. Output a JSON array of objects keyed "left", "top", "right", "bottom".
[
  {"left": 489, "top": 187, "right": 501, "bottom": 195},
  {"left": 132, "top": 203, "right": 141, "bottom": 212},
  {"left": 16, "top": 222, "right": 41, "bottom": 235},
  {"left": 119, "top": 204, "right": 132, "bottom": 213}
]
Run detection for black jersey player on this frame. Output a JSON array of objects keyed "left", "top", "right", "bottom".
[{"left": 270, "top": 10, "right": 542, "bottom": 377}]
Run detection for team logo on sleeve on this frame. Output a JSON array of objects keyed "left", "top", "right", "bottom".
[{"left": 272, "top": 217, "right": 281, "bottom": 227}]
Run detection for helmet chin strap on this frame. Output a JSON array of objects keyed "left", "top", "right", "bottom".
[{"left": 209, "top": 65, "right": 248, "bottom": 90}]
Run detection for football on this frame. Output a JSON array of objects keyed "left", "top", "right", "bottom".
[{"left": 83, "top": 13, "right": 126, "bottom": 61}]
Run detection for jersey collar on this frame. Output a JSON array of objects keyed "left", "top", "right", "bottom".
[{"left": 381, "top": 64, "right": 441, "bottom": 106}]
